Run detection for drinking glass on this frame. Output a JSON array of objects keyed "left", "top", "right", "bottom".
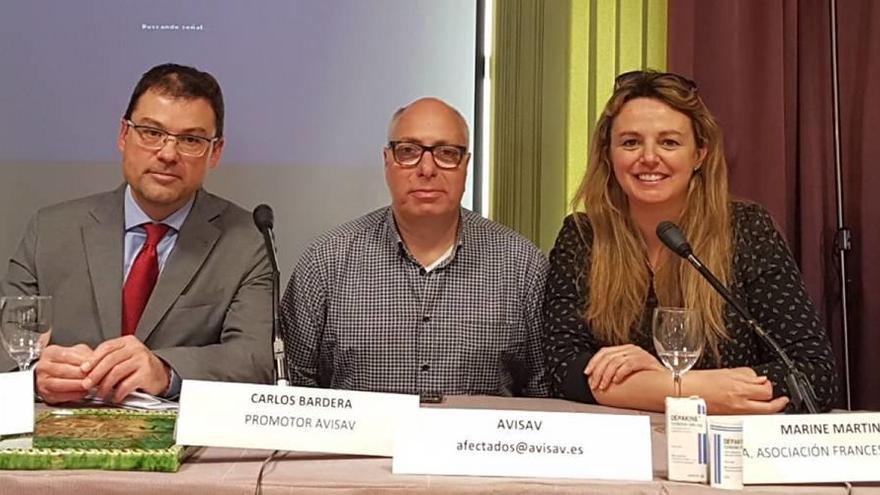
[
  {"left": 0, "top": 295, "right": 52, "bottom": 371},
  {"left": 652, "top": 306, "right": 703, "bottom": 397}
]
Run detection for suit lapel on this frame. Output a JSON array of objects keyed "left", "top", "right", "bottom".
[
  {"left": 135, "top": 190, "right": 223, "bottom": 342},
  {"left": 82, "top": 187, "right": 126, "bottom": 341}
]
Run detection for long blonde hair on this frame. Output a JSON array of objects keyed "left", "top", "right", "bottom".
[{"left": 572, "top": 71, "right": 732, "bottom": 362}]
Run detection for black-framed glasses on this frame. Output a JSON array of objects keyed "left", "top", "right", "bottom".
[
  {"left": 125, "top": 120, "right": 219, "bottom": 157},
  {"left": 388, "top": 141, "right": 468, "bottom": 169},
  {"left": 614, "top": 70, "right": 698, "bottom": 92}
]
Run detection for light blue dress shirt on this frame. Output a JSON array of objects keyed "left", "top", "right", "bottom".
[
  {"left": 123, "top": 185, "right": 195, "bottom": 399},
  {"left": 123, "top": 186, "right": 193, "bottom": 280}
]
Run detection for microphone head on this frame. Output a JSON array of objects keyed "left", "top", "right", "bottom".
[
  {"left": 656, "top": 221, "right": 693, "bottom": 258},
  {"left": 253, "top": 204, "right": 274, "bottom": 232}
]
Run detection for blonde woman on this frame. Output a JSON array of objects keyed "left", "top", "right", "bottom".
[{"left": 543, "top": 71, "right": 838, "bottom": 413}]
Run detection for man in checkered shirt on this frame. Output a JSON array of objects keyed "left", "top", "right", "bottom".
[{"left": 280, "top": 97, "right": 548, "bottom": 397}]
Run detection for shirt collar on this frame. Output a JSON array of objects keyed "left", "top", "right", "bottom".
[
  {"left": 124, "top": 185, "right": 195, "bottom": 232},
  {"left": 385, "top": 206, "right": 468, "bottom": 263}
]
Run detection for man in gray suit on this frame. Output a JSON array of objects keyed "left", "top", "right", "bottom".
[{"left": 0, "top": 63, "right": 272, "bottom": 404}]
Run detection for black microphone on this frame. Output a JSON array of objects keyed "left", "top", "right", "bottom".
[
  {"left": 656, "top": 221, "right": 693, "bottom": 258},
  {"left": 656, "top": 221, "right": 819, "bottom": 414},
  {"left": 253, "top": 205, "right": 278, "bottom": 273},
  {"left": 252, "top": 204, "right": 288, "bottom": 386},
  {"left": 253, "top": 203, "right": 274, "bottom": 232}
]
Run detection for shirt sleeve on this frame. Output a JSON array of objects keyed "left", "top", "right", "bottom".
[
  {"left": 543, "top": 215, "right": 600, "bottom": 403},
  {"left": 160, "top": 366, "right": 182, "bottom": 399},
  {"left": 280, "top": 244, "right": 328, "bottom": 388},
  {"left": 737, "top": 204, "right": 839, "bottom": 411},
  {"left": 519, "top": 247, "right": 551, "bottom": 397}
]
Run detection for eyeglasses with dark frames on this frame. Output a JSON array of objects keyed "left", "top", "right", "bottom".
[
  {"left": 125, "top": 120, "right": 219, "bottom": 157},
  {"left": 388, "top": 141, "right": 468, "bottom": 169}
]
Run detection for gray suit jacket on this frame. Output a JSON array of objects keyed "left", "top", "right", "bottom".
[{"left": 0, "top": 186, "right": 273, "bottom": 383}]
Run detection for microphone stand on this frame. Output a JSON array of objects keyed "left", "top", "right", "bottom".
[
  {"left": 260, "top": 226, "right": 289, "bottom": 387},
  {"left": 684, "top": 254, "right": 820, "bottom": 414}
]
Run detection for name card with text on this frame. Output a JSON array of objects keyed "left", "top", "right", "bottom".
[
  {"left": 393, "top": 408, "right": 652, "bottom": 481},
  {"left": 742, "top": 413, "right": 880, "bottom": 484},
  {"left": 176, "top": 380, "right": 419, "bottom": 456},
  {"left": 0, "top": 370, "right": 34, "bottom": 436}
]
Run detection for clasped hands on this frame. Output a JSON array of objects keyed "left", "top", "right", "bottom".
[
  {"left": 35, "top": 335, "right": 170, "bottom": 405},
  {"left": 584, "top": 344, "right": 790, "bottom": 414}
]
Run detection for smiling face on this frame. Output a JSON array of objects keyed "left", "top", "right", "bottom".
[
  {"left": 383, "top": 98, "right": 470, "bottom": 222},
  {"left": 609, "top": 97, "right": 706, "bottom": 215},
  {"left": 117, "top": 88, "right": 224, "bottom": 220}
]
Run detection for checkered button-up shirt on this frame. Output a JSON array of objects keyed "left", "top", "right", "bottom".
[{"left": 281, "top": 207, "right": 549, "bottom": 397}]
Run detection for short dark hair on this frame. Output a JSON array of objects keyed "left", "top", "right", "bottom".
[{"left": 123, "top": 63, "right": 225, "bottom": 138}]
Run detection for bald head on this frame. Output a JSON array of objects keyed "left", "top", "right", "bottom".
[
  {"left": 387, "top": 97, "right": 470, "bottom": 146},
  {"left": 382, "top": 97, "right": 470, "bottom": 223}
]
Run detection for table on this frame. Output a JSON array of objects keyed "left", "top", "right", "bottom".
[{"left": 2, "top": 396, "right": 878, "bottom": 494}]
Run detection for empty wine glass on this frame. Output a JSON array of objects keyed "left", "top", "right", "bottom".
[
  {"left": 0, "top": 295, "right": 52, "bottom": 371},
  {"left": 652, "top": 306, "right": 703, "bottom": 397}
]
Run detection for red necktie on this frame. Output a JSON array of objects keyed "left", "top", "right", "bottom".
[{"left": 122, "top": 223, "right": 170, "bottom": 336}]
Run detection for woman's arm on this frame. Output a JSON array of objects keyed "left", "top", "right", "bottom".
[
  {"left": 734, "top": 204, "right": 839, "bottom": 411},
  {"left": 592, "top": 367, "right": 789, "bottom": 414},
  {"left": 543, "top": 215, "right": 601, "bottom": 403}
]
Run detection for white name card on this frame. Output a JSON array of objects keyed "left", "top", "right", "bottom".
[
  {"left": 176, "top": 380, "right": 419, "bottom": 456},
  {"left": 0, "top": 370, "right": 34, "bottom": 436},
  {"left": 393, "top": 408, "right": 652, "bottom": 481},
  {"left": 742, "top": 413, "right": 880, "bottom": 484}
]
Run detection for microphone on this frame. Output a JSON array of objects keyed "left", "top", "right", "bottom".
[
  {"left": 253, "top": 203, "right": 274, "bottom": 232},
  {"left": 252, "top": 204, "right": 288, "bottom": 386},
  {"left": 656, "top": 221, "right": 819, "bottom": 414},
  {"left": 656, "top": 221, "right": 693, "bottom": 258},
  {"left": 253, "top": 205, "right": 278, "bottom": 273}
]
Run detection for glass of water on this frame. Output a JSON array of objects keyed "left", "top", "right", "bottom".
[
  {"left": 0, "top": 295, "right": 52, "bottom": 371},
  {"left": 652, "top": 306, "right": 703, "bottom": 397}
]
